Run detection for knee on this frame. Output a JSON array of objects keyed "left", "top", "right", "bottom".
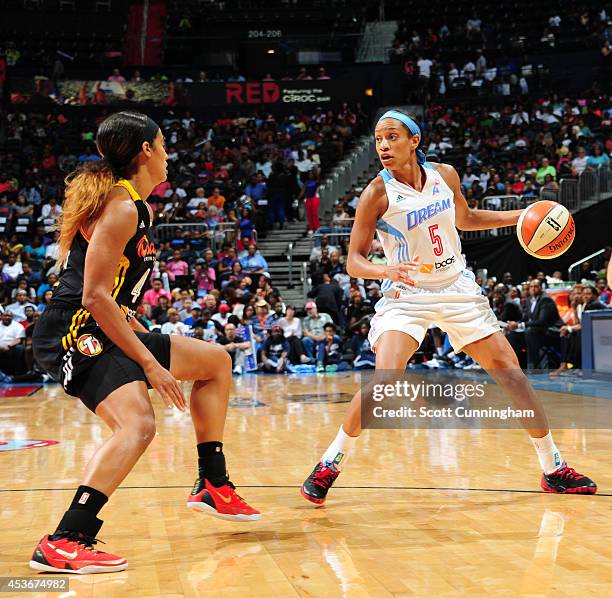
[
  {"left": 213, "top": 345, "right": 232, "bottom": 376},
  {"left": 486, "top": 354, "right": 520, "bottom": 369},
  {"left": 131, "top": 414, "right": 157, "bottom": 450}
]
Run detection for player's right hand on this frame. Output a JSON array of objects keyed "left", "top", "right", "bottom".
[
  {"left": 144, "top": 362, "right": 187, "bottom": 411},
  {"left": 384, "top": 257, "right": 420, "bottom": 286}
]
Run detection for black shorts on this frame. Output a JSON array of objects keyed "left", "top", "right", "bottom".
[{"left": 33, "top": 306, "right": 171, "bottom": 413}]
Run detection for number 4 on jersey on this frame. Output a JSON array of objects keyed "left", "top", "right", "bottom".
[{"left": 131, "top": 269, "right": 151, "bottom": 303}]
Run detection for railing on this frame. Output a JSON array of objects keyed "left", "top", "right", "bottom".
[
  {"left": 462, "top": 195, "right": 525, "bottom": 239},
  {"left": 318, "top": 136, "right": 377, "bottom": 222},
  {"left": 311, "top": 167, "right": 612, "bottom": 249},
  {"left": 300, "top": 261, "right": 311, "bottom": 304},
  {"left": 286, "top": 241, "right": 295, "bottom": 289},
  {"left": 567, "top": 248, "right": 607, "bottom": 282},
  {"left": 314, "top": 230, "right": 352, "bottom": 246},
  {"left": 550, "top": 165, "right": 611, "bottom": 212},
  {"left": 154, "top": 222, "right": 256, "bottom": 252}
]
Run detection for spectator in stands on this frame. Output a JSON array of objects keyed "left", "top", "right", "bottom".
[
  {"left": 160, "top": 308, "right": 189, "bottom": 336},
  {"left": 217, "top": 322, "right": 251, "bottom": 375},
  {"left": 596, "top": 277, "right": 611, "bottom": 304},
  {"left": 261, "top": 324, "right": 290, "bottom": 373},
  {"left": 265, "top": 302, "right": 284, "bottom": 328},
  {"left": 587, "top": 144, "right": 610, "bottom": 169},
  {"left": 167, "top": 249, "right": 189, "bottom": 279},
  {"left": 553, "top": 284, "right": 608, "bottom": 376},
  {"left": 107, "top": 68, "right": 126, "bottom": 82},
  {"left": 506, "top": 280, "right": 562, "bottom": 369},
  {"left": 240, "top": 244, "right": 268, "bottom": 274},
  {"left": 541, "top": 174, "right": 559, "bottom": 193},
  {"left": 211, "top": 303, "right": 231, "bottom": 330},
  {"left": 308, "top": 272, "right": 344, "bottom": 326},
  {"left": 151, "top": 295, "right": 170, "bottom": 326},
  {"left": 535, "top": 158, "right": 556, "bottom": 185},
  {"left": 310, "top": 234, "right": 337, "bottom": 263},
  {"left": 267, "top": 161, "right": 290, "bottom": 230},
  {"left": 250, "top": 299, "right": 269, "bottom": 346},
  {"left": 278, "top": 305, "right": 309, "bottom": 364},
  {"left": 316, "top": 322, "right": 348, "bottom": 373},
  {"left": 296, "top": 67, "right": 312, "bottom": 81},
  {"left": 300, "top": 171, "right": 321, "bottom": 235},
  {"left": 302, "top": 301, "right": 333, "bottom": 361},
  {"left": 351, "top": 322, "right": 376, "bottom": 369},
  {"left": 2, "top": 253, "right": 23, "bottom": 282},
  {"left": 37, "top": 289, "right": 53, "bottom": 313},
  {"left": 0, "top": 310, "right": 26, "bottom": 375},
  {"left": 78, "top": 146, "right": 100, "bottom": 163},
  {"left": 40, "top": 197, "right": 62, "bottom": 223},
  {"left": 207, "top": 187, "right": 226, "bottom": 212},
  {"left": 187, "top": 187, "right": 207, "bottom": 213},
  {"left": 5, "top": 285, "right": 34, "bottom": 318},
  {"left": 571, "top": 147, "right": 589, "bottom": 175},
  {"left": 23, "top": 235, "right": 45, "bottom": 267},
  {"left": 143, "top": 278, "right": 172, "bottom": 306}
]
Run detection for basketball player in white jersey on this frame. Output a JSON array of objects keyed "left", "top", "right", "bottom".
[{"left": 301, "top": 109, "right": 596, "bottom": 503}]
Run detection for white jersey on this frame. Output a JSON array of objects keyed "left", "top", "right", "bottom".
[{"left": 376, "top": 164, "right": 465, "bottom": 293}]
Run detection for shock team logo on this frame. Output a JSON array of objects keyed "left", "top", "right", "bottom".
[
  {"left": 136, "top": 235, "right": 156, "bottom": 261},
  {"left": 76, "top": 334, "right": 103, "bottom": 357},
  {"left": 0, "top": 439, "right": 59, "bottom": 452}
]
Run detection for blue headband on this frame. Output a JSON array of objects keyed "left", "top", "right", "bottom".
[{"left": 377, "top": 110, "right": 426, "bottom": 165}]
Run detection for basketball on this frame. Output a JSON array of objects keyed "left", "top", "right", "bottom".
[{"left": 516, "top": 200, "right": 575, "bottom": 259}]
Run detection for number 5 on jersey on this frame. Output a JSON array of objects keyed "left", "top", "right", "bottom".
[{"left": 428, "top": 224, "right": 444, "bottom": 256}]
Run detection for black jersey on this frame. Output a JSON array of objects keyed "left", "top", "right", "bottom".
[{"left": 51, "top": 180, "right": 157, "bottom": 352}]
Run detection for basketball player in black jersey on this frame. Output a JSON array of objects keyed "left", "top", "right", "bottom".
[{"left": 30, "top": 112, "right": 260, "bottom": 575}]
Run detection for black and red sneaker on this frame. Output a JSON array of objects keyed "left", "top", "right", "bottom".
[
  {"left": 30, "top": 533, "right": 127, "bottom": 574},
  {"left": 187, "top": 478, "right": 261, "bottom": 521},
  {"left": 301, "top": 462, "right": 341, "bottom": 505},
  {"left": 541, "top": 463, "right": 597, "bottom": 494}
]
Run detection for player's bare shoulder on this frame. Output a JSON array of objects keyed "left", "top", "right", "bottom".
[
  {"left": 103, "top": 185, "right": 139, "bottom": 224},
  {"left": 430, "top": 162, "right": 460, "bottom": 189},
  {"left": 86, "top": 184, "right": 138, "bottom": 240}
]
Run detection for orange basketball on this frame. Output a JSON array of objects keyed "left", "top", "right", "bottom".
[{"left": 516, "top": 200, "right": 575, "bottom": 259}]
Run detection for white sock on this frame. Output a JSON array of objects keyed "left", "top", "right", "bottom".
[
  {"left": 531, "top": 432, "right": 564, "bottom": 474},
  {"left": 436, "top": 347, "right": 444, "bottom": 356},
  {"left": 321, "top": 426, "right": 358, "bottom": 470}
]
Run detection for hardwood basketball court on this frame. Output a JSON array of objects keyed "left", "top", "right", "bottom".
[{"left": 1, "top": 373, "right": 610, "bottom": 597}]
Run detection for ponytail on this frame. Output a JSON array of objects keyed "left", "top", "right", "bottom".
[{"left": 57, "top": 160, "right": 117, "bottom": 266}]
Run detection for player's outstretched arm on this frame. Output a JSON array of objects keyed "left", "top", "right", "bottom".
[
  {"left": 347, "top": 178, "right": 419, "bottom": 285},
  {"left": 436, "top": 163, "right": 524, "bottom": 231}
]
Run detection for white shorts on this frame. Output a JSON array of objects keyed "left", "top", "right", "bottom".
[{"left": 368, "top": 271, "right": 501, "bottom": 353}]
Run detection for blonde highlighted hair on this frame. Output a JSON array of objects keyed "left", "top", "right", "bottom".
[
  {"left": 56, "top": 111, "right": 160, "bottom": 266},
  {"left": 57, "top": 161, "right": 117, "bottom": 266}
]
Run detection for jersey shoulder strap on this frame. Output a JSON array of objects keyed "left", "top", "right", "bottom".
[
  {"left": 378, "top": 168, "right": 394, "bottom": 183},
  {"left": 114, "top": 179, "right": 141, "bottom": 201}
]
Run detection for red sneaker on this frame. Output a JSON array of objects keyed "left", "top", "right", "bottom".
[
  {"left": 187, "top": 478, "right": 261, "bottom": 521},
  {"left": 541, "top": 463, "right": 597, "bottom": 494},
  {"left": 29, "top": 533, "right": 127, "bottom": 574}
]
